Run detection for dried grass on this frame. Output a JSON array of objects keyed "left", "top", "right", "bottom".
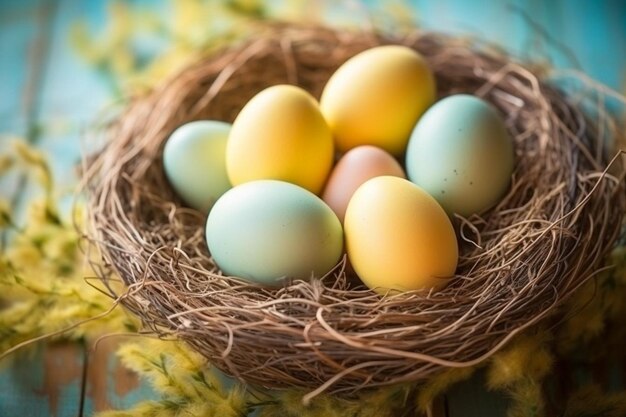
[{"left": 84, "top": 25, "right": 625, "bottom": 400}]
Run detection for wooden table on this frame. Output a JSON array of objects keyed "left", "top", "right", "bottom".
[{"left": 1, "top": 1, "right": 624, "bottom": 415}]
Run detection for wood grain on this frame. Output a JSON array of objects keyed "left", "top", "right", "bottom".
[
  {"left": 82, "top": 337, "right": 156, "bottom": 415},
  {"left": 0, "top": 343, "right": 84, "bottom": 417}
]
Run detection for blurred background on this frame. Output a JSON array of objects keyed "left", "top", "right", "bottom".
[
  {"left": 0, "top": 1, "right": 625, "bottom": 416},
  {"left": 0, "top": 0, "right": 625, "bottom": 207}
]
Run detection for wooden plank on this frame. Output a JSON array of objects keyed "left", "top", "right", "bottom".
[
  {"left": 0, "top": 0, "right": 44, "bottom": 135},
  {"left": 34, "top": 0, "right": 127, "bottom": 215},
  {"left": 0, "top": 1, "right": 87, "bottom": 415},
  {"left": 0, "top": 342, "right": 85, "bottom": 417},
  {"left": 82, "top": 337, "right": 158, "bottom": 415},
  {"left": 0, "top": 0, "right": 58, "bottom": 232},
  {"left": 0, "top": 0, "right": 50, "bottom": 206}
]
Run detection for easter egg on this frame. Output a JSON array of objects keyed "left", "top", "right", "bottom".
[
  {"left": 320, "top": 45, "right": 436, "bottom": 155},
  {"left": 226, "top": 85, "right": 334, "bottom": 194},
  {"left": 322, "top": 145, "right": 405, "bottom": 222},
  {"left": 162, "top": 120, "right": 232, "bottom": 212},
  {"left": 344, "top": 176, "right": 458, "bottom": 293},
  {"left": 206, "top": 180, "right": 343, "bottom": 286},
  {"left": 405, "top": 94, "right": 514, "bottom": 217}
]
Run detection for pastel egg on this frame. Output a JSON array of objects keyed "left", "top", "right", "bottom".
[
  {"left": 206, "top": 180, "right": 343, "bottom": 286},
  {"left": 162, "top": 120, "right": 232, "bottom": 212},
  {"left": 226, "top": 85, "right": 334, "bottom": 194},
  {"left": 405, "top": 94, "right": 514, "bottom": 217},
  {"left": 344, "top": 176, "right": 458, "bottom": 294},
  {"left": 320, "top": 45, "right": 435, "bottom": 155},
  {"left": 322, "top": 145, "right": 405, "bottom": 222}
]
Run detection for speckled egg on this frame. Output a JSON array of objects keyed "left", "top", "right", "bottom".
[{"left": 405, "top": 94, "right": 514, "bottom": 217}]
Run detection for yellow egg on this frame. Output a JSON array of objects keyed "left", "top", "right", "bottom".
[
  {"left": 320, "top": 45, "right": 435, "bottom": 156},
  {"left": 344, "top": 176, "right": 458, "bottom": 294},
  {"left": 227, "top": 85, "right": 334, "bottom": 194}
]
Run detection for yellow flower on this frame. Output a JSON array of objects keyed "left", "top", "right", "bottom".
[
  {"left": 0, "top": 199, "right": 12, "bottom": 228},
  {"left": 0, "top": 154, "right": 14, "bottom": 175},
  {"left": 563, "top": 384, "right": 626, "bottom": 417},
  {"left": 6, "top": 245, "right": 42, "bottom": 271},
  {"left": 416, "top": 367, "right": 474, "bottom": 411},
  {"left": 506, "top": 378, "right": 544, "bottom": 417},
  {"left": 487, "top": 332, "right": 552, "bottom": 390},
  {"left": 13, "top": 140, "right": 45, "bottom": 166}
]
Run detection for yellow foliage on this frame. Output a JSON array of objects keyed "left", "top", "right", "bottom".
[
  {"left": 0, "top": 141, "right": 135, "bottom": 354},
  {"left": 563, "top": 385, "right": 626, "bottom": 417},
  {"left": 0, "top": 153, "right": 14, "bottom": 174},
  {"left": 106, "top": 338, "right": 250, "bottom": 417},
  {"left": 486, "top": 332, "right": 553, "bottom": 390},
  {"left": 67, "top": 0, "right": 420, "bottom": 96},
  {"left": 68, "top": 0, "right": 276, "bottom": 95},
  {"left": 415, "top": 366, "right": 474, "bottom": 411},
  {"left": 13, "top": 140, "right": 47, "bottom": 166},
  {"left": 506, "top": 378, "right": 544, "bottom": 417},
  {"left": 254, "top": 383, "right": 410, "bottom": 417},
  {"left": 483, "top": 332, "right": 552, "bottom": 417},
  {"left": 557, "top": 242, "right": 626, "bottom": 356}
]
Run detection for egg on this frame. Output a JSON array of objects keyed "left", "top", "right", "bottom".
[
  {"left": 162, "top": 120, "right": 232, "bottom": 212},
  {"left": 405, "top": 94, "right": 514, "bottom": 217},
  {"left": 226, "top": 85, "right": 334, "bottom": 194},
  {"left": 320, "top": 45, "right": 435, "bottom": 156},
  {"left": 344, "top": 176, "right": 458, "bottom": 293},
  {"left": 322, "top": 145, "right": 405, "bottom": 222},
  {"left": 206, "top": 180, "right": 343, "bottom": 286}
]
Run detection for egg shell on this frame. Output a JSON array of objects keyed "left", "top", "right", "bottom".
[
  {"left": 320, "top": 45, "right": 435, "bottom": 156},
  {"left": 405, "top": 94, "right": 514, "bottom": 217},
  {"left": 205, "top": 180, "right": 343, "bottom": 286},
  {"left": 322, "top": 145, "right": 405, "bottom": 222},
  {"left": 344, "top": 176, "right": 458, "bottom": 294},
  {"left": 162, "top": 120, "right": 232, "bottom": 213},
  {"left": 226, "top": 85, "right": 334, "bottom": 194}
]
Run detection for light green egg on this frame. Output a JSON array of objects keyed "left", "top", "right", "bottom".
[
  {"left": 205, "top": 180, "right": 343, "bottom": 286},
  {"left": 163, "top": 120, "right": 232, "bottom": 213},
  {"left": 406, "top": 94, "right": 514, "bottom": 217}
]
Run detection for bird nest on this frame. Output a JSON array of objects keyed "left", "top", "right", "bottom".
[{"left": 86, "top": 25, "right": 625, "bottom": 400}]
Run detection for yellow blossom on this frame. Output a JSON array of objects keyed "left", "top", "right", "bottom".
[
  {"left": 506, "top": 378, "right": 544, "bottom": 417},
  {"left": 563, "top": 384, "right": 626, "bottom": 417},
  {"left": 0, "top": 154, "right": 14, "bottom": 174},
  {"left": 13, "top": 140, "right": 46, "bottom": 166},
  {"left": 486, "top": 332, "right": 553, "bottom": 390},
  {"left": 416, "top": 366, "right": 474, "bottom": 411}
]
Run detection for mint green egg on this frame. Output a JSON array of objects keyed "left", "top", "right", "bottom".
[
  {"left": 163, "top": 121, "right": 232, "bottom": 213},
  {"left": 406, "top": 95, "right": 514, "bottom": 217},
  {"left": 206, "top": 180, "right": 343, "bottom": 286}
]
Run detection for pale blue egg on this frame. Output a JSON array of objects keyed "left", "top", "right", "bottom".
[
  {"left": 206, "top": 180, "right": 343, "bottom": 286},
  {"left": 163, "top": 121, "right": 232, "bottom": 212},
  {"left": 406, "top": 95, "right": 514, "bottom": 217}
]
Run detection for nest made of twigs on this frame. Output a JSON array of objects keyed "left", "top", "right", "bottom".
[{"left": 86, "top": 25, "right": 625, "bottom": 399}]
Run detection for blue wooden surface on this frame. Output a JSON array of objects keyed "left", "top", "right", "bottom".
[
  {"left": 0, "top": 343, "right": 85, "bottom": 417},
  {"left": 0, "top": 0, "right": 624, "bottom": 416},
  {"left": 82, "top": 338, "right": 157, "bottom": 416}
]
